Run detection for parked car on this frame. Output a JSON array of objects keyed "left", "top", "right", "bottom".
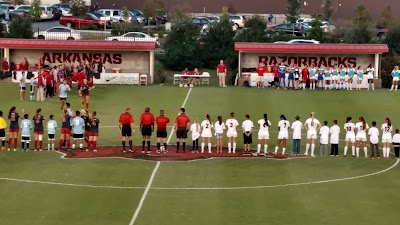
[
  {"left": 229, "top": 15, "right": 246, "bottom": 29},
  {"left": 15, "top": 5, "right": 53, "bottom": 21},
  {"left": 296, "top": 18, "right": 314, "bottom": 24},
  {"left": 105, "top": 31, "right": 158, "bottom": 45},
  {"left": 51, "top": 3, "right": 71, "bottom": 16},
  {"left": 1, "top": 19, "right": 9, "bottom": 33},
  {"left": 274, "top": 39, "right": 320, "bottom": 44},
  {"left": 130, "top": 9, "right": 147, "bottom": 24},
  {"left": 8, "top": 9, "right": 27, "bottom": 19},
  {"left": 96, "top": 9, "right": 133, "bottom": 23},
  {"left": 33, "top": 26, "right": 82, "bottom": 40},
  {"left": 268, "top": 23, "right": 306, "bottom": 37},
  {"left": 191, "top": 17, "right": 210, "bottom": 27},
  {"left": 0, "top": 8, "right": 7, "bottom": 20},
  {"left": 50, "top": 6, "right": 62, "bottom": 20},
  {"left": 60, "top": 12, "right": 110, "bottom": 29},
  {"left": 301, "top": 21, "right": 334, "bottom": 32}
]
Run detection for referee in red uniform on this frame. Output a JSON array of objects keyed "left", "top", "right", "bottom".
[
  {"left": 156, "top": 110, "right": 170, "bottom": 153},
  {"left": 174, "top": 108, "right": 190, "bottom": 153},
  {"left": 140, "top": 107, "right": 155, "bottom": 153},
  {"left": 118, "top": 108, "right": 134, "bottom": 153}
]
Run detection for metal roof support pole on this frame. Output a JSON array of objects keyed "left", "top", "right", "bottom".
[{"left": 374, "top": 53, "right": 379, "bottom": 78}]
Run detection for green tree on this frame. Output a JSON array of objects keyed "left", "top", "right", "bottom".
[
  {"left": 143, "top": 0, "right": 164, "bottom": 26},
  {"left": 322, "top": 0, "right": 333, "bottom": 21},
  {"left": 158, "top": 21, "right": 202, "bottom": 70},
  {"left": 7, "top": 16, "right": 33, "bottom": 39},
  {"left": 286, "top": 0, "right": 301, "bottom": 24},
  {"left": 384, "top": 22, "right": 400, "bottom": 54},
  {"left": 13, "top": 0, "right": 25, "bottom": 5},
  {"left": 349, "top": 4, "right": 373, "bottom": 44},
  {"left": 167, "top": 5, "right": 189, "bottom": 23},
  {"left": 235, "top": 15, "right": 269, "bottom": 42},
  {"left": 376, "top": 6, "right": 392, "bottom": 29},
  {"left": 122, "top": 7, "right": 130, "bottom": 22},
  {"left": 60, "top": 0, "right": 74, "bottom": 3},
  {"left": 202, "top": 7, "right": 236, "bottom": 69},
  {"left": 29, "top": 0, "right": 41, "bottom": 22},
  {"left": 70, "top": 0, "right": 88, "bottom": 17}
]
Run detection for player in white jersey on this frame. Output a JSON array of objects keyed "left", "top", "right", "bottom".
[
  {"left": 274, "top": 115, "right": 290, "bottom": 155},
  {"left": 304, "top": 112, "right": 321, "bottom": 157},
  {"left": 366, "top": 64, "right": 375, "bottom": 91},
  {"left": 381, "top": 117, "right": 392, "bottom": 159},
  {"left": 200, "top": 114, "right": 213, "bottom": 153},
  {"left": 214, "top": 116, "right": 225, "bottom": 153},
  {"left": 343, "top": 116, "right": 356, "bottom": 157},
  {"left": 368, "top": 121, "right": 380, "bottom": 159},
  {"left": 257, "top": 114, "right": 271, "bottom": 156},
  {"left": 225, "top": 112, "right": 239, "bottom": 153},
  {"left": 355, "top": 116, "right": 369, "bottom": 158}
]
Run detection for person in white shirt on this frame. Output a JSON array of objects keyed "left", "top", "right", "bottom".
[
  {"left": 200, "top": 114, "right": 213, "bottom": 153},
  {"left": 344, "top": 116, "right": 356, "bottom": 157},
  {"left": 319, "top": 121, "right": 330, "bottom": 156},
  {"left": 366, "top": 64, "right": 375, "bottom": 91},
  {"left": 355, "top": 116, "right": 369, "bottom": 158},
  {"left": 225, "top": 112, "right": 239, "bottom": 154},
  {"left": 257, "top": 114, "right": 271, "bottom": 156},
  {"left": 214, "top": 116, "right": 225, "bottom": 153},
  {"left": 242, "top": 114, "right": 254, "bottom": 155},
  {"left": 275, "top": 115, "right": 290, "bottom": 155},
  {"left": 189, "top": 119, "right": 200, "bottom": 153},
  {"left": 368, "top": 121, "right": 380, "bottom": 159},
  {"left": 19, "top": 71, "right": 26, "bottom": 100},
  {"left": 392, "top": 129, "right": 400, "bottom": 159},
  {"left": 291, "top": 115, "right": 302, "bottom": 156},
  {"left": 30, "top": 75, "right": 36, "bottom": 101},
  {"left": 330, "top": 120, "right": 340, "bottom": 156},
  {"left": 381, "top": 117, "right": 392, "bottom": 159},
  {"left": 304, "top": 112, "right": 321, "bottom": 157}
]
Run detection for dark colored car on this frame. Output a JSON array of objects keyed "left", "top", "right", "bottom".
[
  {"left": 50, "top": 6, "right": 62, "bottom": 20},
  {"left": 268, "top": 23, "right": 307, "bottom": 37},
  {"left": 60, "top": 12, "right": 111, "bottom": 29},
  {"left": 191, "top": 17, "right": 210, "bottom": 27}
]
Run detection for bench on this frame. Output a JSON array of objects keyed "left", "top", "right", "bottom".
[{"left": 173, "top": 73, "right": 211, "bottom": 85}]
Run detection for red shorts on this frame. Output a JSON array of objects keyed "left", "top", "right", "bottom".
[
  {"left": 85, "top": 129, "right": 90, "bottom": 133},
  {"left": 82, "top": 94, "right": 89, "bottom": 98},
  {"left": 89, "top": 132, "right": 98, "bottom": 137},
  {"left": 34, "top": 131, "right": 44, "bottom": 135},
  {"left": 61, "top": 128, "right": 71, "bottom": 135},
  {"left": 9, "top": 128, "right": 19, "bottom": 133}
]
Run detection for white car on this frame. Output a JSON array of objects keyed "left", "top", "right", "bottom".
[
  {"left": 229, "top": 15, "right": 246, "bottom": 29},
  {"left": 34, "top": 26, "right": 82, "bottom": 40},
  {"left": 105, "top": 32, "right": 158, "bottom": 45},
  {"left": 274, "top": 39, "right": 320, "bottom": 44},
  {"left": 16, "top": 5, "right": 53, "bottom": 20},
  {"left": 96, "top": 9, "right": 133, "bottom": 23}
]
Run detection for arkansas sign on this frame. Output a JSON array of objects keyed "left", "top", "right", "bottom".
[
  {"left": 258, "top": 56, "right": 357, "bottom": 68},
  {"left": 42, "top": 52, "right": 122, "bottom": 64}
]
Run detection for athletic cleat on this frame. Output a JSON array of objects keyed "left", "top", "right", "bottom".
[
  {"left": 13, "top": 148, "right": 17, "bottom": 152},
  {"left": 93, "top": 149, "right": 97, "bottom": 152},
  {"left": 7, "top": 148, "right": 10, "bottom": 151},
  {"left": 156, "top": 150, "right": 161, "bottom": 153},
  {"left": 311, "top": 154, "right": 315, "bottom": 157},
  {"left": 39, "top": 149, "right": 43, "bottom": 152},
  {"left": 147, "top": 150, "right": 151, "bottom": 153},
  {"left": 1, "top": 147, "right": 5, "bottom": 151},
  {"left": 34, "top": 149, "right": 37, "bottom": 152},
  {"left": 141, "top": 150, "right": 145, "bottom": 153},
  {"left": 86, "top": 149, "right": 89, "bottom": 152},
  {"left": 228, "top": 151, "right": 231, "bottom": 154},
  {"left": 122, "top": 150, "right": 127, "bottom": 153},
  {"left": 128, "top": 149, "right": 133, "bottom": 153}
]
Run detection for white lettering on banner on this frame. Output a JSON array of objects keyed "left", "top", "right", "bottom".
[
  {"left": 42, "top": 52, "right": 122, "bottom": 64},
  {"left": 258, "top": 56, "right": 357, "bottom": 68}
]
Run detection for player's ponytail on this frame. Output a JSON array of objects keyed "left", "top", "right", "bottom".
[
  {"left": 280, "top": 114, "right": 286, "bottom": 120},
  {"left": 263, "top": 114, "right": 269, "bottom": 127},
  {"left": 91, "top": 111, "right": 97, "bottom": 123},
  {"left": 360, "top": 116, "right": 366, "bottom": 130},
  {"left": 8, "top": 106, "right": 15, "bottom": 119},
  {"left": 218, "top": 116, "right": 222, "bottom": 125},
  {"left": 36, "top": 108, "right": 41, "bottom": 119},
  {"left": 206, "top": 114, "right": 211, "bottom": 123},
  {"left": 311, "top": 112, "right": 315, "bottom": 122},
  {"left": 386, "top": 117, "right": 392, "bottom": 127},
  {"left": 346, "top": 116, "right": 352, "bottom": 123}
]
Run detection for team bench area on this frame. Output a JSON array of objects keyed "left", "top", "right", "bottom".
[{"left": 173, "top": 73, "right": 211, "bottom": 85}]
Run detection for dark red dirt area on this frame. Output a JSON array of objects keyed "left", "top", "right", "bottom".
[{"left": 63, "top": 146, "right": 307, "bottom": 161}]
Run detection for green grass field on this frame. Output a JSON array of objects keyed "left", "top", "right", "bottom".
[{"left": 0, "top": 83, "right": 400, "bottom": 225}]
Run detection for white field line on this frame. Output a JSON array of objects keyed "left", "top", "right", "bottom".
[{"left": 127, "top": 87, "right": 193, "bottom": 225}]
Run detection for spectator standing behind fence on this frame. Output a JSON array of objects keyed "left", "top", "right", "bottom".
[{"left": 217, "top": 60, "right": 227, "bottom": 87}]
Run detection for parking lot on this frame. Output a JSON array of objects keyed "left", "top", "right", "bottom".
[{"left": 32, "top": 20, "right": 65, "bottom": 30}]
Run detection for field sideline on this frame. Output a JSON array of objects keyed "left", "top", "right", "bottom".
[{"left": 1, "top": 83, "right": 400, "bottom": 225}]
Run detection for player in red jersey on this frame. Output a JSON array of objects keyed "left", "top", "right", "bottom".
[
  {"left": 301, "top": 64, "right": 309, "bottom": 90},
  {"left": 256, "top": 62, "right": 265, "bottom": 88},
  {"left": 155, "top": 110, "right": 170, "bottom": 153},
  {"left": 7, "top": 107, "right": 23, "bottom": 151},
  {"left": 81, "top": 79, "right": 93, "bottom": 111},
  {"left": 87, "top": 111, "right": 100, "bottom": 152},
  {"left": 32, "top": 108, "right": 45, "bottom": 151},
  {"left": 59, "top": 110, "right": 72, "bottom": 150},
  {"left": 77, "top": 70, "right": 85, "bottom": 96}
]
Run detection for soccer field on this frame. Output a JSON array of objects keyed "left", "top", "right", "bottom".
[{"left": 0, "top": 83, "right": 400, "bottom": 225}]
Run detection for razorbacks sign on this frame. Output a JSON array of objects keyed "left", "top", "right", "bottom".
[
  {"left": 258, "top": 56, "right": 357, "bottom": 68},
  {"left": 42, "top": 52, "right": 122, "bottom": 64}
]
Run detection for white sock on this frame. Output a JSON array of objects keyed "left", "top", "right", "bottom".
[
  {"left": 356, "top": 147, "right": 360, "bottom": 157},
  {"left": 264, "top": 145, "right": 268, "bottom": 154},
  {"left": 311, "top": 144, "right": 315, "bottom": 155},
  {"left": 208, "top": 143, "right": 211, "bottom": 153},
  {"left": 352, "top": 146, "right": 355, "bottom": 156},
  {"left": 344, "top": 146, "right": 348, "bottom": 156},
  {"left": 257, "top": 144, "right": 261, "bottom": 154},
  {"left": 51, "top": 143, "right": 54, "bottom": 150},
  {"left": 282, "top": 148, "right": 286, "bottom": 155},
  {"left": 305, "top": 143, "right": 310, "bottom": 155},
  {"left": 228, "top": 142, "right": 231, "bottom": 152},
  {"left": 201, "top": 142, "right": 205, "bottom": 153},
  {"left": 303, "top": 83, "right": 306, "bottom": 89},
  {"left": 233, "top": 143, "right": 236, "bottom": 153},
  {"left": 72, "top": 144, "right": 76, "bottom": 149},
  {"left": 391, "top": 85, "right": 394, "bottom": 90},
  {"left": 364, "top": 147, "right": 368, "bottom": 157},
  {"left": 313, "top": 83, "right": 316, "bottom": 90},
  {"left": 79, "top": 143, "right": 83, "bottom": 149},
  {"left": 275, "top": 146, "right": 279, "bottom": 154},
  {"left": 382, "top": 148, "right": 387, "bottom": 157},
  {"left": 48, "top": 144, "right": 50, "bottom": 150},
  {"left": 387, "top": 148, "right": 390, "bottom": 157}
]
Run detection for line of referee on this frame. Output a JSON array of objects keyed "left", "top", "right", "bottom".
[{"left": 118, "top": 108, "right": 135, "bottom": 153}]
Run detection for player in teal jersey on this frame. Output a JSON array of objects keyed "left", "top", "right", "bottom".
[
  {"left": 324, "top": 67, "right": 332, "bottom": 90},
  {"left": 347, "top": 65, "right": 355, "bottom": 91},
  {"left": 47, "top": 115, "right": 58, "bottom": 151},
  {"left": 356, "top": 66, "right": 364, "bottom": 91},
  {"left": 20, "top": 114, "right": 32, "bottom": 152},
  {"left": 309, "top": 63, "right": 316, "bottom": 90},
  {"left": 339, "top": 64, "right": 347, "bottom": 90},
  {"left": 390, "top": 66, "right": 400, "bottom": 91},
  {"left": 332, "top": 64, "right": 339, "bottom": 90}
]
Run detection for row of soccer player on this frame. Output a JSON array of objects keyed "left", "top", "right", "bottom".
[{"left": 0, "top": 107, "right": 99, "bottom": 152}]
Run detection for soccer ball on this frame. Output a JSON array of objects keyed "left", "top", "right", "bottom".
[
  {"left": 189, "top": 84, "right": 193, "bottom": 88},
  {"left": 179, "top": 84, "right": 183, "bottom": 87},
  {"left": 160, "top": 146, "right": 165, "bottom": 152}
]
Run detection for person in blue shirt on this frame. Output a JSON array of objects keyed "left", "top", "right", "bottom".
[
  {"left": 309, "top": 64, "right": 316, "bottom": 90},
  {"left": 287, "top": 64, "right": 295, "bottom": 89},
  {"left": 59, "top": 79, "right": 71, "bottom": 110},
  {"left": 317, "top": 67, "right": 325, "bottom": 90},
  {"left": 71, "top": 110, "right": 85, "bottom": 152},
  {"left": 339, "top": 64, "right": 346, "bottom": 90},
  {"left": 324, "top": 67, "right": 332, "bottom": 90},
  {"left": 20, "top": 114, "right": 32, "bottom": 152},
  {"left": 347, "top": 65, "right": 355, "bottom": 91},
  {"left": 277, "top": 62, "right": 287, "bottom": 90},
  {"left": 30, "top": 76, "right": 36, "bottom": 101},
  {"left": 356, "top": 66, "right": 364, "bottom": 91},
  {"left": 47, "top": 115, "right": 58, "bottom": 151},
  {"left": 390, "top": 66, "right": 400, "bottom": 91},
  {"left": 332, "top": 64, "right": 339, "bottom": 90}
]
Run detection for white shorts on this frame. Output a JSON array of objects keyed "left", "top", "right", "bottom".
[
  {"left": 258, "top": 76, "right": 264, "bottom": 82},
  {"left": 345, "top": 75, "right": 350, "bottom": 81},
  {"left": 367, "top": 74, "right": 374, "bottom": 79},
  {"left": 226, "top": 131, "right": 237, "bottom": 138},
  {"left": 382, "top": 135, "right": 392, "bottom": 144},
  {"left": 393, "top": 77, "right": 399, "bottom": 82},
  {"left": 278, "top": 132, "right": 289, "bottom": 139},
  {"left": 345, "top": 134, "right": 356, "bottom": 143},
  {"left": 331, "top": 75, "right": 338, "bottom": 81},
  {"left": 358, "top": 77, "right": 363, "bottom": 81},
  {"left": 339, "top": 76, "right": 346, "bottom": 80},
  {"left": 356, "top": 134, "right": 367, "bottom": 142},
  {"left": 309, "top": 76, "right": 315, "bottom": 80},
  {"left": 325, "top": 77, "right": 331, "bottom": 80},
  {"left": 307, "top": 130, "right": 317, "bottom": 139},
  {"left": 201, "top": 131, "right": 212, "bottom": 138},
  {"left": 258, "top": 132, "right": 270, "bottom": 140}
]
